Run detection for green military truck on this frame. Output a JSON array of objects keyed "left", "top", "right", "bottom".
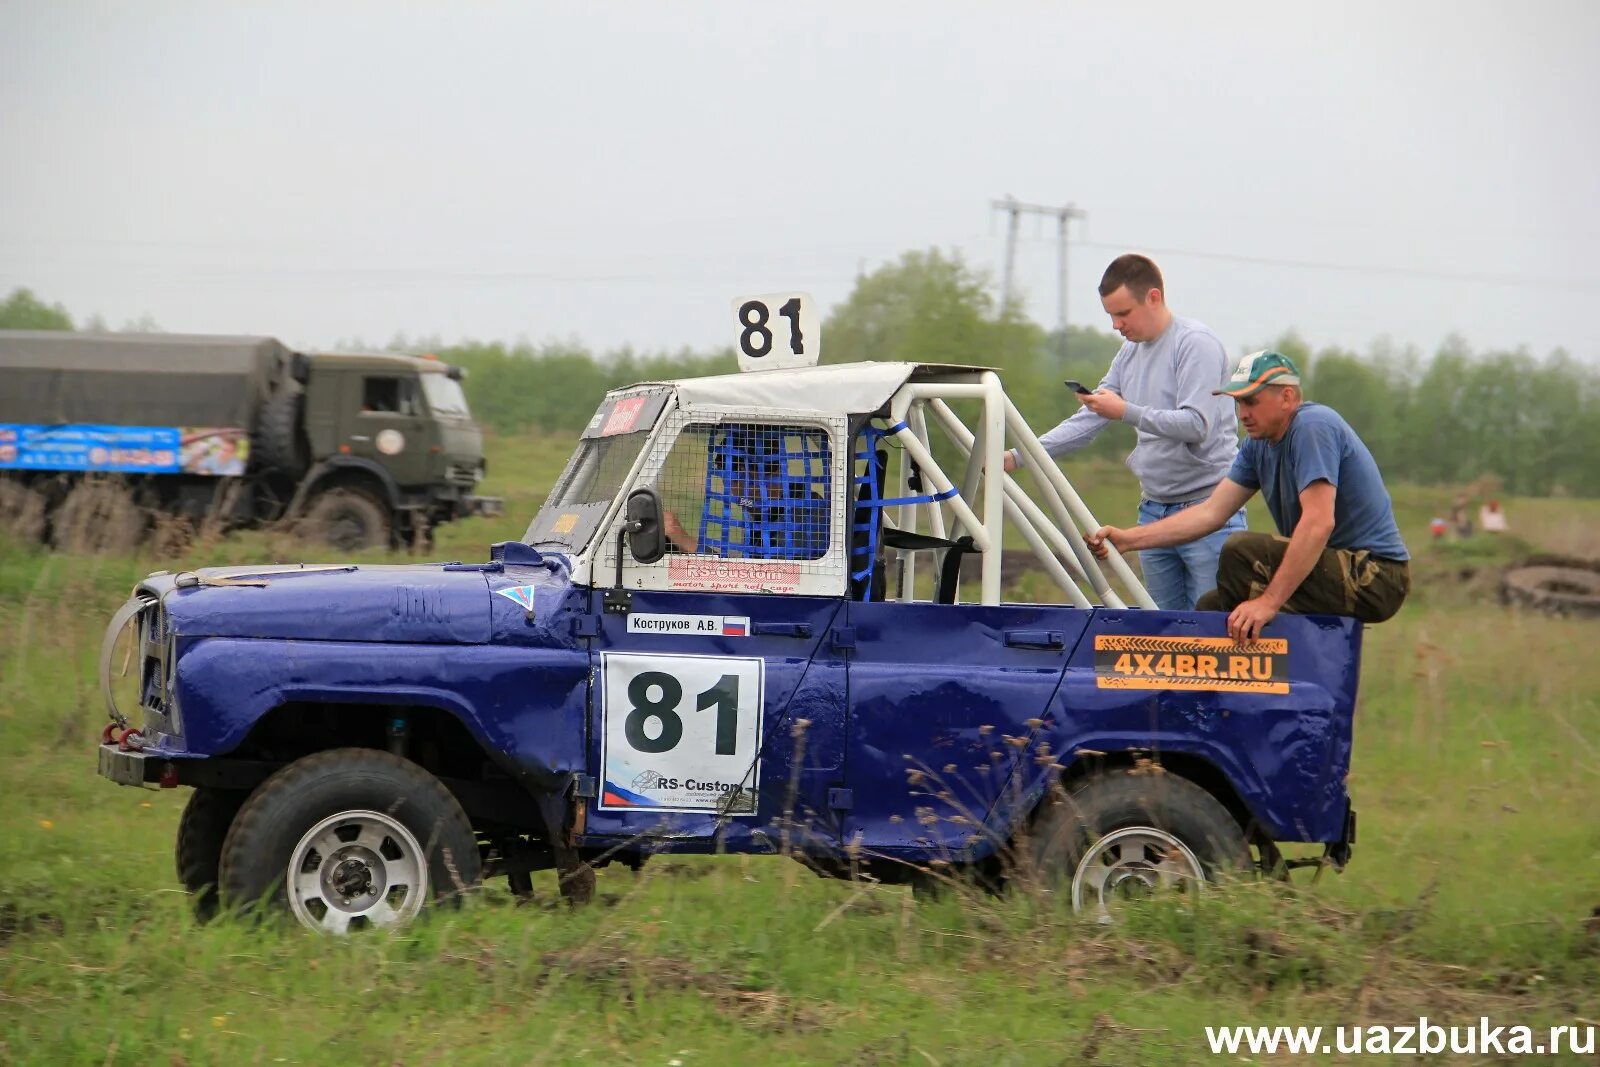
[{"left": 0, "top": 331, "right": 501, "bottom": 552}]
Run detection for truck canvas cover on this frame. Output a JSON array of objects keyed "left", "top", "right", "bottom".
[{"left": 0, "top": 331, "right": 290, "bottom": 427}]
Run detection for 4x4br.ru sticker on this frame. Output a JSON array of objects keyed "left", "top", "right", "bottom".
[{"left": 1094, "top": 635, "right": 1288, "bottom": 694}]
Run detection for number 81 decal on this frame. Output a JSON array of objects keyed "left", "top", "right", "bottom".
[
  {"left": 732, "top": 291, "right": 821, "bottom": 372},
  {"left": 599, "top": 652, "right": 764, "bottom": 814}
]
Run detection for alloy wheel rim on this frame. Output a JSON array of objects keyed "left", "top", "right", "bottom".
[
  {"left": 1069, "top": 825, "right": 1204, "bottom": 924},
  {"left": 287, "top": 810, "right": 428, "bottom": 934}
]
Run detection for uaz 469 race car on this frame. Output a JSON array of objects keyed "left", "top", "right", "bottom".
[{"left": 98, "top": 295, "right": 1359, "bottom": 932}]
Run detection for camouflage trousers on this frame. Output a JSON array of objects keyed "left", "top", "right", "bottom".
[{"left": 1194, "top": 531, "right": 1410, "bottom": 623}]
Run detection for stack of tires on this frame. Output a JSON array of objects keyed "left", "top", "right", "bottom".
[{"left": 1502, "top": 558, "right": 1600, "bottom": 619}]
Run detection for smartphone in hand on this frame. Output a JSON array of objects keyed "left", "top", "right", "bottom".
[{"left": 1064, "top": 379, "right": 1092, "bottom": 395}]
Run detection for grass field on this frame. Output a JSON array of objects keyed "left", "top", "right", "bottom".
[{"left": 2, "top": 432, "right": 1598, "bottom": 1064}]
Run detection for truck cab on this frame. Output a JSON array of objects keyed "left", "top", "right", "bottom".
[{"left": 296, "top": 352, "right": 495, "bottom": 548}]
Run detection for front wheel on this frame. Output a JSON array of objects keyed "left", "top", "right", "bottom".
[
  {"left": 298, "top": 489, "right": 391, "bottom": 552},
  {"left": 219, "top": 749, "right": 480, "bottom": 934},
  {"left": 1030, "top": 768, "right": 1250, "bottom": 923}
]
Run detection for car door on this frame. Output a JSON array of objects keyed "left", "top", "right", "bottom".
[
  {"left": 842, "top": 599, "right": 1091, "bottom": 857},
  {"left": 585, "top": 589, "right": 847, "bottom": 852},
  {"left": 348, "top": 373, "right": 428, "bottom": 486}
]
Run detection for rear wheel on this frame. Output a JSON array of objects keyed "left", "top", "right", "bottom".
[
  {"left": 299, "top": 489, "right": 391, "bottom": 552},
  {"left": 1030, "top": 768, "right": 1250, "bottom": 923},
  {"left": 219, "top": 748, "right": 480, "bottom": 934},
  {"left": 51, "top": 478, "right": 145, "bottom": 554}
]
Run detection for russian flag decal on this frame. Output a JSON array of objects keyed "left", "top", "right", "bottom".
[{"left": 721, "top": 616, "right": 749, "bottom": 637}]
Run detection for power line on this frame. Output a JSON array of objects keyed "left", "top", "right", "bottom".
[
  {"left": 5, "top": 229, "right": 1597, "bottom": 295},
  {"left": 1063, "top": 239, "right": 1600, "bottom": 293}
]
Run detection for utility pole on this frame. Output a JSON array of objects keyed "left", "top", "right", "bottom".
[
  {"left": 991, "top": 197, "right": 1088, "bottom": 351},
  {"left": 1000, "top": 198, "right": 1021, "bottom": 316}
]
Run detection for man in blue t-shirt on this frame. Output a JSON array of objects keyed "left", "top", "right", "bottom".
[{"left": 1086, "top": 351, "right": 1409, "bottom": 640}]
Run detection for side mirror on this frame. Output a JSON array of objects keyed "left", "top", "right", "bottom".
[{"left": 625, "top": 487, "right": 664, "bottom": 564}]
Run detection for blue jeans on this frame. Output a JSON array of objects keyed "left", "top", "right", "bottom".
[{"left": 1136, "top": 498, "right": 1249, "bottom": 611}]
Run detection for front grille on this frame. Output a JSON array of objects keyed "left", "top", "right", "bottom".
[
  {"left": 136, "top": 594, "right": 172, "bottom": 722},
  {"left": 446, "top": 462, "right": 481, "bottom": 485}
]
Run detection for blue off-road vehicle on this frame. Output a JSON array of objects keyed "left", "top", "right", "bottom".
[{"left": 98, "top": 301, "right": 1360, "bottom": 932}]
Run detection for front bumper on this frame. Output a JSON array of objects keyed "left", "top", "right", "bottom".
[
  {"left": 98, "top": 743, "right": 276, "bottom": 791},
  {"left": 464, "top": 495, "right": 505, "bottom": 518},
  {"left": 98, "top": 743, "right": 159, "bottom": 786}
]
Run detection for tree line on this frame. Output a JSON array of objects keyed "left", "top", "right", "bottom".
[{"left": 4, "top": 260, "right": 1597, "bottom": 497}]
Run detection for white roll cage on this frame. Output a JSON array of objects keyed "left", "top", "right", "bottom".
[
  {"left": 879, "top": 369, "right": 1154, "bottom": 608},
  {"left": 569, "top": 364, "right": 1157, "bottom": 610}
]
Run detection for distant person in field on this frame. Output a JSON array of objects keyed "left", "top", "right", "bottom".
[
  {"left": 1479, "top": 499, "right": 1508, "bottom": 533},
  {"left": 1086, "top": 351, "right": 1410, "bottom": 640},
  {"left": 1003, "top": 253, "right": 1243, "bottom": 610}
]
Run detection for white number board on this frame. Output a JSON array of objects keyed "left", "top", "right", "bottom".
[
  {"left": 733, "top": 291, "right": 820, "bottom": 372},
  {"left": 599, "top": 652, "right": 764, "bottom": 814}
]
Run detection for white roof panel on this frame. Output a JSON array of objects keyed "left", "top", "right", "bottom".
[{"left": 623, "top": 361, "right": 994, "bottom": 417}]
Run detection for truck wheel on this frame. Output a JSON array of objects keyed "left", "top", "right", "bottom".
[
  {"left": 0, "top": 478, "right": 47, "bottom": 545},
  {"left": 52, "top": 479, "right": 145, "bottom": 555},
  {"left": 175, "top": 787, "right": 248, "bottom": 921},
  {"left": 300, "top": 489, "right": 391, "bottom": 552},
  {"left": 253, "top": 387, "right": 306, "bottom": 475},
  {"left": 1030, "top": 768, "right": 1250, "bottom": 923},
  {"left": 218, "top": 748, "right": 480, "bottom": 934}
]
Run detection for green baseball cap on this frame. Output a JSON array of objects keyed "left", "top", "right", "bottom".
[{"left": 1214, "top": 350, "right": 1302, "bottom": 398}]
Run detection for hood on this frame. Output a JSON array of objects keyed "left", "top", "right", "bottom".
[{"left": 152, "top": 564, "right": 498, "bottom": 645}]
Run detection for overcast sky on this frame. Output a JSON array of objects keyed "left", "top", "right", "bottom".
[{"left": 3, "top": 1, "right": 1597, "bottom": 364}]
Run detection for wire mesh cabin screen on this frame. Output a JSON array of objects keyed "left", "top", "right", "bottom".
[
  {"left": 599, "top": 412, "right": 848, "bottom": 594},
  {"left": 691, "top": 423, "right": 831, "bottom": 560}
]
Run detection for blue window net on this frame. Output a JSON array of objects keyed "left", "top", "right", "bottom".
[{"left": 696, "top": 425, "right": 832, "bottom": 561}]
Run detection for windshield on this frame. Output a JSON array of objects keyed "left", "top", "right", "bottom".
[
  {"left": 419, "top": 374, "right": 470, "bottom": 417},
  {"left": 522, "top": 429, "right": 653, "bottom": 550},
  {"left": 552, "top": 431, "right": 653, "bottom": 509}
]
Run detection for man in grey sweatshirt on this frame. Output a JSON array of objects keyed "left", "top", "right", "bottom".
[{"left": 1006, "top": 254, "right": 1244, "bottom": 609}]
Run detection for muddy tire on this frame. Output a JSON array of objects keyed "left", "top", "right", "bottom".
[
  {"left": 219, "top": 748, "right": 480, "bottom": 934},
  {"left": 51, "top": 479, "right": 145, "bottom": 555},
  {"left": 299, "top": 488, "right": 391, "bottom": 552},
  {"left": 1502, "top": 565, "right": 1600, "bottom": 618},
  {"left": 1030, "top": 768, "right": 1250, "bottom": 922},
  {"left": 0, "top": 478, "right": 48, "bottom": 545},
  {"left": 176, "top": 788, "right": 249, "bottom": 921}
]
